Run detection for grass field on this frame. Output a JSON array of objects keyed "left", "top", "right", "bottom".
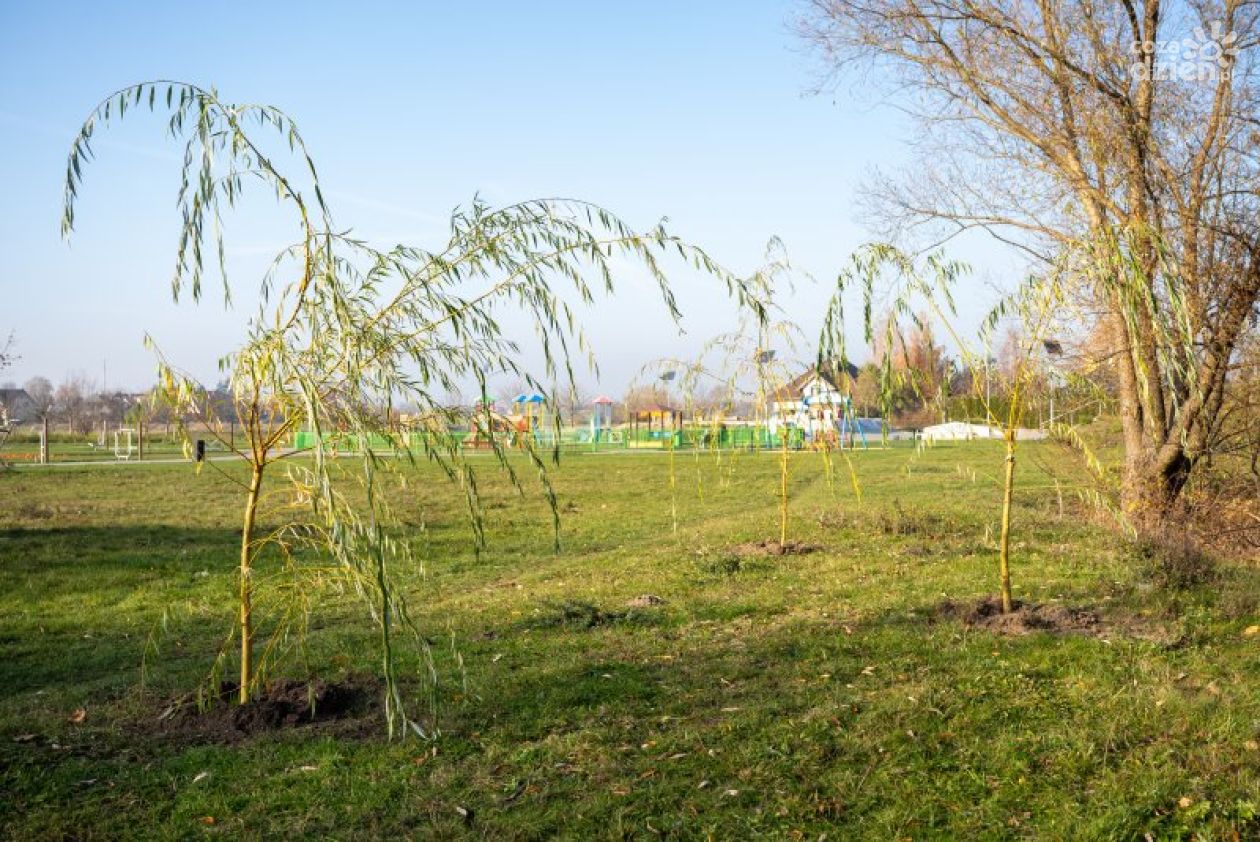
[
  {"left": 0, "top": 435, "right": 208, "bottom": 464},
  {"left": 2, "top": 444, "right": 1258, "bottom": 838}
]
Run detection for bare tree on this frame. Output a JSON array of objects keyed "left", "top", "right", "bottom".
[
  {"left": 0, "top": 335, "right": 14, "bottom": 440},
  {"left": 622, "top": 383, "right": 676, "bottom": 413},
  {"left": 53, "top": 374, "right": 91, "bottom": 435},
  {"left": 0, "top": 332, "right": 15, "bottom": 375},
  {"left": 801, "top": 0, "right": 1260, "bottom": 522},
  {"left": 24, "top": 377, "right": 54, "bottom": 419},
  {"left": 562, "top": 381, "right": 592, "bottom": 426},
  {"left": 996, "top": 327, "right": 1026, "bottom": 383}
]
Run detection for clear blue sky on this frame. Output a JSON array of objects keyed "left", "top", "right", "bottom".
[{"left": 0, "top": 0, "right": 1016, "bottom": 395}]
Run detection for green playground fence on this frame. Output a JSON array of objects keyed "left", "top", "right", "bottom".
[{"left": 292, "top": 424, "right": 812, "bottom": 453}]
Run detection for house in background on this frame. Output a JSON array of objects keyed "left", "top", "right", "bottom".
[
  {"left": 0, "top": 388, "right": 35, "bottom": 427},
  {"left": 768, "top": 362, "right": 860, "bottom": 437}
]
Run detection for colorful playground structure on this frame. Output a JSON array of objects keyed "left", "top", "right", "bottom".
[{"left": 291, "top": 394, "right": 883, "bottom": 454}]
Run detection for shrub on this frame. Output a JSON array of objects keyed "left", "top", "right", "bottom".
[{"left": 1129, "top": 531, "right": 1218, "bottom": 590}]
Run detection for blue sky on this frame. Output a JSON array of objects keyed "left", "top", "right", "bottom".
[{"left": 0, "top": 0, "right": 1017, "bottom": 395}]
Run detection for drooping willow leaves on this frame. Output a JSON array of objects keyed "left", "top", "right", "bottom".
[
  {"left": 818, "top": 243, "right": 1096, "bottom": 611},
  {"left": 640, "top": 241, "right": 844, "bottom": 544},
  {"left": 63, "top": 81, "right": 764, "bottom": 736}
]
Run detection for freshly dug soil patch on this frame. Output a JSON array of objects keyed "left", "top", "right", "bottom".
[
  {"left": 939, "top": 596, "right": 1104, "bottom": 636},
  {"left": 150, "top": 676, "right": 382, "bottom": 743},
  {"left": 730, "top": 539, "right": 820, "bottom": 557}
]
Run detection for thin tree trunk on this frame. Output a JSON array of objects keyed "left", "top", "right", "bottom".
[
  {"left": 238, "top": 463, "right": 264, "bottom": 703},
  {"left": 998, "top": 431, "right": 1016, "bottom": 614},
  {"left": 779, "top": 434, "right": 789, "bottom": 545},
  {"left": 668, "top": 435, "right": 678, "bottom": 534}
]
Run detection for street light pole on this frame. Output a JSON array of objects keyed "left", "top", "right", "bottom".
[{"left": 1042, "top": 339, "right": 1064, "bottom": 430}]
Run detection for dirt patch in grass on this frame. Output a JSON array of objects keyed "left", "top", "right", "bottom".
[
  {"left": 937, "top": 596, "right": 1103, "bottom": 636},
  {"left": 729, "top": 539, "right": 821, "bottom": 557},
  {"left": 935, "top": 596, "right": 1180, "bottom": 643},
  {"left": 146, "top": 675, "right": 382, "bottom": 744}
]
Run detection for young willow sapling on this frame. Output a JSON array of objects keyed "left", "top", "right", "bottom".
[
  {"left": 62, "top": 82, "right": 762, "bottom": 734},
  {"left": 642, "top": 244, "right": 814, "bottom": 545},
  {"left": 821, "top": 244, "right": 1070, "bottom": 613}
]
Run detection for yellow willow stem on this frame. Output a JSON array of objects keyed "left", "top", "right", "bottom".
[
  {"left": 821, "top": 441, "right": 835, "bottom": 498},
  {"left": 998, "top": 430, "right": 1016, "bottom": 614},
  {"left": 779, "top": 433, "right": 789, "bottom": 545},
  {"left": 239, "top": 461, "right": 264, "bottom": 703},
  {"left": 669, "top": 436, "right": 678, "bottom": 534},
  {"left": 693, "top": 442, "right": 704, "bottom": 503}
]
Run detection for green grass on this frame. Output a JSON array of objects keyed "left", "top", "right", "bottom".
[
  {"left": 1, "top": 435, "right": 197, "bottom": 464},
  {"left": 2, "top": 444, "right": 1258, "bottom": 838}
]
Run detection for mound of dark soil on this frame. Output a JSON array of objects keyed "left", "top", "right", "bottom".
[
  {"left": 151, "top": 676, "right": 381, "bottom": 743},
  {"left": 939, "top": 596, "right": 1103, "bottom": 636},
  {"left": 730, "top": 539, "right": 820, "bottom": 557}
]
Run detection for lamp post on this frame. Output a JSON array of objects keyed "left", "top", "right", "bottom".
[{"left": 1042, "top": 339, "right": 1064, "bottom": 427}]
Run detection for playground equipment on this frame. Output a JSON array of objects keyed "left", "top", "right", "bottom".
[
  {"left": 464, "top": 410, "right": 517, "bottom": 449},
  {"left": 800, "top": 393, "right": 871, "bottom": 450},
  {"left": 463, "top": 398, "right": 501, "bottom": 449},
  {"left": 628, "top": 404, "right": 682, "bottom": 448},
  {"left": 590, "top": 395, "right": 614, "bottom": 442},
  {"left": 511, "top": 393, "right": 545, "bottom": 441},
  {"left": 291, "top": 393, "right": 885, "bottom": 456},
  {"left": 113, "top": 428, "right": 137, "bottom": 460},
  {"left": 837, "top": 411, "right": 879, "bottom": 449}
]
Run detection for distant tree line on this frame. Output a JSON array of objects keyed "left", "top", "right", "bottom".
[{"left": 0, "top": 373, "right": 241, "bottom": 438}]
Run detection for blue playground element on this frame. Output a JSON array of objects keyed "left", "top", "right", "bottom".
[{"left": 801, "top": 393, "right": 880, "bottom": 449}]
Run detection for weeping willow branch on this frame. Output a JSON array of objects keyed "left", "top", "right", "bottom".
[
  {"left": 63, "top": 80, "right": 764, "bottom": 737},
  {"left": 820, "top": 243, "right": 1076, "bottom": 613}
]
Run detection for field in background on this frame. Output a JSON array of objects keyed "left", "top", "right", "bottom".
[
  {"left": 2, "top": 445, "right": 1258, "bottom": 837},
  {"left": 0, "top": 438, "right": 190, "bottom": 464}
]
